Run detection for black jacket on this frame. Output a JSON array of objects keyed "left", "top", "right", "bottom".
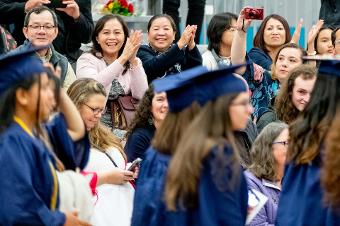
[
  {"left": 137, "top": 44, "right": 202, "bottom": 82},
  {"left": 0, "top": 0, "right": 93, "bottom": 62},
  {"left": 319, "top": 0, "right": 340, "bottom": 27}
]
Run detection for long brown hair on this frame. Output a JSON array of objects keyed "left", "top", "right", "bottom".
[
  {"left": 165, "top": 93, "right": 241, "bottom": 210},
  {"left": 275, "top": 64, "right": 316, "bottom": 124},
  {"left": 287, "top": 74, "right": 340, "bottom": 164},
  {"left": 152, "top": 101, "right": 201, "bottom": 155},
  {"left": 67, "top": 78, "right": 125, "bottom": 158},
  {"left": 321, "top": 108, "right": 340, "bottom": 209}
]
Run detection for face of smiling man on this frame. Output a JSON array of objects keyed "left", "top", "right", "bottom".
[{"left": 23, "top": 10, "right": 58, "bottom": 47}]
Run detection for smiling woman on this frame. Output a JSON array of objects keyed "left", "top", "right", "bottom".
[
  {"left": 76, "top": 14, "right": 148, "bottom": 139},
  {"left": 137, "top": 14, "right": 202, "bottom": 82}
]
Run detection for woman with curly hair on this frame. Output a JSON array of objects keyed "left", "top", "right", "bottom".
[
  {"left": 124, "top": 85, "right": 169, "bottom": 162},
  {"left": 276, "top": 59, "right": 340, "bottom": 226},
  {"left": 275, "top": 64, "right": 317, "bottom": 124},
  {"left": 245, "top": 122, "right": 288, "bottom": 226}
]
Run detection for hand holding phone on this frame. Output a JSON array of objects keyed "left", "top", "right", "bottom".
[
  {"left": 244, "top": 7, "right": 264, "bottom": 20},
  {"left": 46, "top": 0, "right": 67, "bottom": 8},
  {"left": 128, "top": 158, "right": 142, "bottom": 171}
]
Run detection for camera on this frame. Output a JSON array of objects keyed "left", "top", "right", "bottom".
[
  {"left": 45, "top": 0, "right": 67, "bottom": 8},
  {"left": 244, "top": 7, "right": 264, "bottom": 20}
]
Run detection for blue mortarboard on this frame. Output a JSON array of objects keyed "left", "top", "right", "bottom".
[
  {"left": 318, "top": 59, "right": 340, "bottom": 76},
  {"left": 152, "top": 64, "right": 247, "bottom": 112},
  {"left": 0, "top": 46, "right": 46, "bottom": 95}
]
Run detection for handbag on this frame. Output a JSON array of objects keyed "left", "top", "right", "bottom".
[{"left": 110, "top": 95, "right": 139, "bottom": 130}]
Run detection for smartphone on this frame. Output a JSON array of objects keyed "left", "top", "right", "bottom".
[
  {"left": 128, "top": 158, "right": 142, "bottom": 171},
  {"left": 244, "top": 7, "right": 264, "bottom": 20},
  {"left": 46, "top": 0, "right": 67, "bottom": 8}
]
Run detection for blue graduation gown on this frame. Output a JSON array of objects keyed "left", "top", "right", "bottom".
[
  {"left": 131, "top": 147, "right": 171, "bottom": 226},
  {"left": 131, "top": 145, "right": 248, "bottom": 226},
  {"left": 45, "top": 113, "right": 90, "bottom": 170},
  {"left": 0, "top": 122, "right": 65, "bottom": 225},
  {"left": 168, "top": 145, "right": 248, "bottom": 226},
  {"left": 276, "top": 156, "right": 340, "bottom": 226}
]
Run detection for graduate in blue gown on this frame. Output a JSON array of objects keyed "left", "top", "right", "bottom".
[
  {"left": 0, "top": 48, "right": 90, "bottom": 225},
  {"left": 276, "top": 59, "right": 340, "bottom": 226},
  {"left": 132, "top": 64, "right": 252, "bottom": 226}
]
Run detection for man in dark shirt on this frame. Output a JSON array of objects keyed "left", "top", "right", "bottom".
[{"left": 0, "top": 0, "right": 93, "bottom": 63}]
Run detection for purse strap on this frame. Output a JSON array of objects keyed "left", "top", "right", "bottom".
[
  {"left": 93, "top": 143, "right": 119, "bottom": 168},
  {"left": 104, "top": 151, "right": 118, "bottom": 168}
]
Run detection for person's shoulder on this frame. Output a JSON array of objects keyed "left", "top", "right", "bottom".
[
  {"left": 78, "top": 52, "right": 98, "bottom": 61},
  {"left": 249, "top": 47, "right": 266, "bottom": 55},
  {"left": 138, "top": 44, "right": 153, "bottom": 52}
]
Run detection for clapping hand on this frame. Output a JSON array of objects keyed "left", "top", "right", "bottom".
[
  {"left": 188, "top": 25, "right": 197, "bottom": 50},
  {"left": 291, "top": 18, "right": 303, "bottom": 44},
  {"left": 307, "top": 19, "right": 324, "bottom": 46},
  {"left": 119, "top": 30, "right": 142, "bottom": 66},
  {"left": 177, "top": 25, "right": 195, "bottom": 49}
]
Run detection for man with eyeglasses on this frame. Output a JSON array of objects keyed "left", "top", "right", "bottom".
[
  {"left": 13, "top": 6, "right": 76, "bottom": 88},
  {"left": 0, "top": 0, "right": 93, "bottom": 64}
]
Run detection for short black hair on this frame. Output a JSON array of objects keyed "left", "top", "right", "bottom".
[{"left": 24, "top": 6, "right": 58, "bottom": 27}]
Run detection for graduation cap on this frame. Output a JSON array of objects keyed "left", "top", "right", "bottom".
[
  {"left": 0, "top": 46, "right": 47, "bottom": 95},
  {"left": 152, "top": 64, "right": 248, "bottom": 112},
  {"left": 318, "top": 59, "right": 340, "bottom": 76}
]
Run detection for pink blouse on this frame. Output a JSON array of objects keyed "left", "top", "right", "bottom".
[{"left": 76, "top": 52, "right": 148, "bottom": 100}]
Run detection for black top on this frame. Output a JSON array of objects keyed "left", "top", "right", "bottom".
[
  {"left": 125, "top": 125, "right": 156, "bottom": 162},
  {"left": 137, "top": 43, "right": 202, "bottom": 82}
]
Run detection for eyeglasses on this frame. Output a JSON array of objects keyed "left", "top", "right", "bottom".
[
  {"left": 84, "top": 103, "right": 105, "bottom": 115},
  {"left": 272, "top": 141, "right": 289, "bottom": 146},
  {"left": 231, "top": 100, "right": 252, "bottom": 107},
  {"left": 27, "top": 24, "right": 55, "bottom": 31}
]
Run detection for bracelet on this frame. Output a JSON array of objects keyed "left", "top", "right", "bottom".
[{"left": 307, "top": 51, "right": 317, "bottom": 56}]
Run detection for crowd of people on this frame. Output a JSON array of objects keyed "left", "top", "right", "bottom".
[{"left": 0, "top": 1, "right": 340, "bottom": 225}]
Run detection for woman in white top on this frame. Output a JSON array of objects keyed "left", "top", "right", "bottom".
[
  {"left": 202, "top": 12, "right": 238, "bottom": 70},
  {"left": 67, "top": 78, "right": 136, "bottom": 226}
]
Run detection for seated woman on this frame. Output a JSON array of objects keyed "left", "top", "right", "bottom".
[
  {"left": 67, "top": 78, "right": 136, "bottom": 226},
  {"left": 0, "top": 48, "right": 89, "bottom": 225},
  {"left": 245, "top": 122, "right": 288, "bottom": 226},
  {"left": 275, "top": 64, "right": 317, "bottom": 124},
  {"left": 231, "top": 9, "right": 306, "bottom": 122},
  {"left": 248, "top": 14, "right": 291, "bottom": 70},
  {"left": 76, "top": 14, "right": 148, "bottom": 138},
  {"left": 137, "top": 14, "right": 202, "bottom": 82},
  {"left": 125, "top": 85, "right": 169, "bottom": 162},
  {"left": 202, "top": 12, "right": 238, "bottom": 69}
]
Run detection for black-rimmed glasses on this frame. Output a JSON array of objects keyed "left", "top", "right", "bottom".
[
  {"left": 272, "top": 141, "right": 289, "bottom": 146},
  {"left": 84, "top": 103, "right": 105, "bottom": 115},
  {"left": 27, "top": 24, "right": 55, "bottom": 31}
]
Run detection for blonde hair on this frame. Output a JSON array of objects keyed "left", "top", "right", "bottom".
[{"left": 67, "top": 78, "right": 125, "bottom": 158}]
